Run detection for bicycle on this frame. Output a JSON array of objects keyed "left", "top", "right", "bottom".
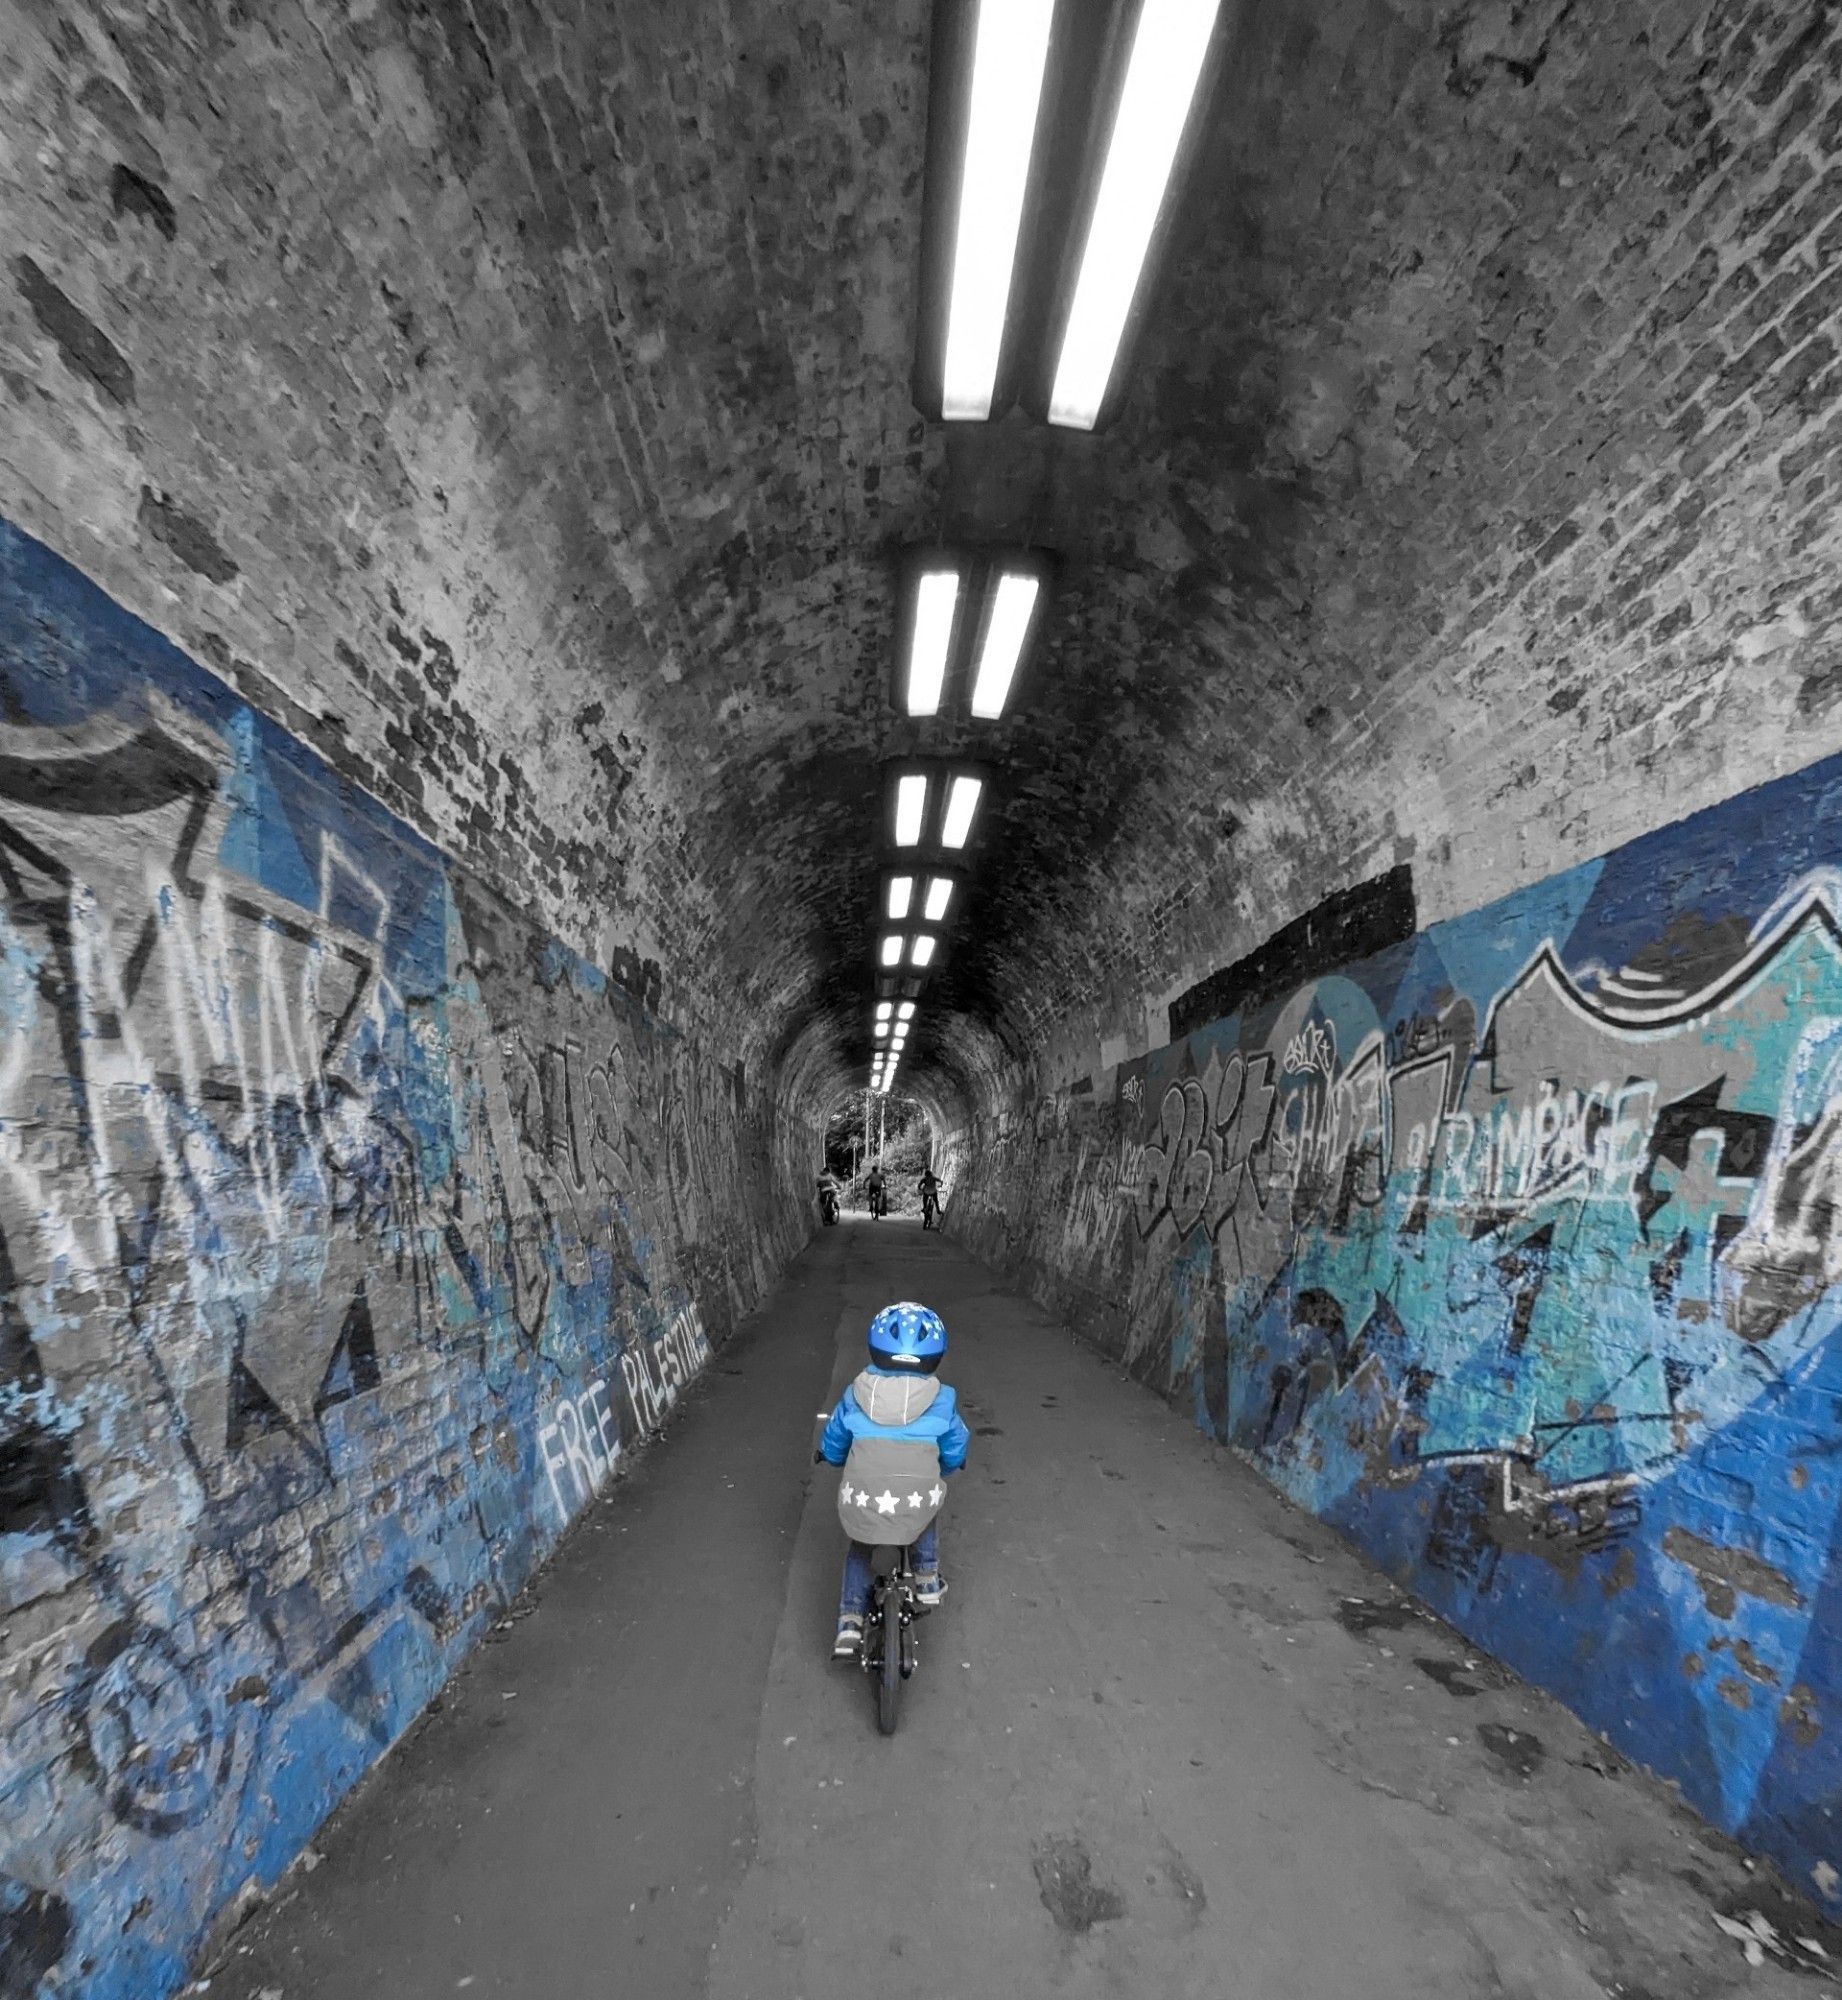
[
  {"left": 858, "top": 1541, "right": 921, "bottom": 1734},
  {"left": 920, "top": 1189, "right": 939, "bottom": 1230}
]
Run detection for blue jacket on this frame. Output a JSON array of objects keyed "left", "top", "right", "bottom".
[{"left": 819, "top": 1365, "right": 970, "bottom": 1473}]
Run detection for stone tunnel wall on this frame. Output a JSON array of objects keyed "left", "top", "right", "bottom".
[
  {"left": 0, "top": 517, "right": 814, "bottom": 2000},
  {"left": 946, "top": 740, "right": 1842, "bottom": 1910}
]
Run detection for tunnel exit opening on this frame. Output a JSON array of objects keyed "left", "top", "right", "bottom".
[{"left": 823, "top": 1089, "right": 939, "bottom": 1216}]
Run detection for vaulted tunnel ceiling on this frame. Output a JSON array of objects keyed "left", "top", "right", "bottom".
[{"left": 5, "top": 0, "right": 1838, "bottom": 1133}]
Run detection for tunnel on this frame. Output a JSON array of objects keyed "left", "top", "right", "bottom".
[{"left": 3, "top": 0, "right": 1842, "bottom": 1992}]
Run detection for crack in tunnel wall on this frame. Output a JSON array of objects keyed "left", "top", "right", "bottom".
[
  {"left": 945, "top": 741, "right": 1842, "bottom": 1911},
  {"left": 0, "top": 519, "right": 816, "bottom": 2000}
]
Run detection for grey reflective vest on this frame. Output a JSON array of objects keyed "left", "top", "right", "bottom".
[{"left": 837, "top": 1434, "right": 946, "bottom": 1546}]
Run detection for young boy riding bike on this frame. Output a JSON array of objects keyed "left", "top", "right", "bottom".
[{"left": 816, "top": 1301, "right": 970, "bottom": 1659}]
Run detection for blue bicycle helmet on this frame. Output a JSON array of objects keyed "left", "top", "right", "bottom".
[{"left": 866, "top": 1300, "right": 948, "bottom": 1371}]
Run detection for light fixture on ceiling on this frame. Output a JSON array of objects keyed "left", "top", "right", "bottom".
[
  {"left": 941, "top": 0, "right": 1058, "bottom": 421},
  {"left": 876, "top": 1000, "right": 893, "bottom": 1021},
  {"left": 970, "top": 572, "right": 1041, "bottom": 718},
  {"left": 1048, "top": 0, "right": 1221, "bottom": 430},
  {"left": 897, "top": 1001, "right": 916, "bottom": 1022},
  {"left": 910, "top": 935, "right": 938, "bottom": 969},
  {"left": 894, "top": 773, "right": 928, "bottom": 847},
  {"left": 874, "top": 1021, "right": 889, "bottom": 1039},
  {"left": 923, "top": 876, "right": 955, "bottom": 923},
  {"left": 880, "top": 933, "right": 905, "bottom": 968},
  {"left": 906, "top": 571, "right": 960, "bottom": 716},
  {"left": 941, "top": 774, "right": 983, "bottom": 849},
  {"left": 887, "top": 875, "right": 915, "bottom": 921},
  {"left": 893, "top": 548, "right": 1054, "bottom": 722}
]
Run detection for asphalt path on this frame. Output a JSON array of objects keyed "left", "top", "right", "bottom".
[{"left": 227, "top": 1214, "right": 1818, "bottom": 2000}]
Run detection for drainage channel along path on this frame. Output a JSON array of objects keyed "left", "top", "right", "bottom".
[{"left": 231, "top": 1218, "right": 1823, "bottom": 2000}]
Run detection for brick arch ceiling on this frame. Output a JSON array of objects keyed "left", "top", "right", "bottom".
[{"left": 6, "top": 0, "right": 1841, "bottom": 1130}]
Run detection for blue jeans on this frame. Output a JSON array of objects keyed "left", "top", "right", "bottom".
[{"left": 839, "top": 1522, "right": 939, "bottom": 1619}]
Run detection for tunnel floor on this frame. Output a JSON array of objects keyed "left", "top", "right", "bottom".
[{"left": 222, "top": 1219, "right": 1818, "bottom": 2000}]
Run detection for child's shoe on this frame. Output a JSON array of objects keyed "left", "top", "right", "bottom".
[
  {"left": 832, "top": 1613, "right": 864, "bottom": 1659},
  {"left": 913, "top": 1571, "right": 947, "bottom": 1608}
]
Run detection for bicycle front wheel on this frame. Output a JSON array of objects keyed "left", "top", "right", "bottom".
[{"left": 876, "top": 1590, "right": 901, "bottom": 1735}]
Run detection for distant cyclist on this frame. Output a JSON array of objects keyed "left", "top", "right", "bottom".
[
  {"left": 866, "top": 1164, "right": 887, "bottom": 1219},
  {"left": 919, "top": 1167, "right": 941, "bottom": 1230}
]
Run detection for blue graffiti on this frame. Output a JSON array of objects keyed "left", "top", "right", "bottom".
[
  {"left": 0, "top": 518, "right": 795, "bottom": 1997},
  {"left": 960, "top": 748, "right": 1842, "bottom": 1912}
]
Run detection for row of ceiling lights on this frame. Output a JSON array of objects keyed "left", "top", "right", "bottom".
[{"left": 869, "top": 0, "right": 1223, "bottom": 1097}]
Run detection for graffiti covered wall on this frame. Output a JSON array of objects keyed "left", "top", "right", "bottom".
[
  {"left": 951, "top": 747, "right": 1842, "bottom": 1906},
  {"left": 0, "top": 518, "right": 809, "bottom": 1999}
]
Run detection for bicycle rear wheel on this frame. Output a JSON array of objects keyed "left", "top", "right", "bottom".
[{"left": 876, "top": 1589, "right": 901, "bottom": 1734}]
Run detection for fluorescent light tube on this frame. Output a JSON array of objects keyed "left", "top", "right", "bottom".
[
  {"left": 887, "top": 875, "right": 915, "bottom": 921},
  {"left": 894, "top": 774, "right": 928, "bottom": 847},
  {"left": 923, "top": 876, "right": 954, "bottom": 923},
  {"left": 1049, "top": 0, "right": 1220, "bottom": 430},
  {"left": 941, "top": 775, "right": 982, "bottom": 849},
  {"left": 880, "top": 934, "right": 905, "bottom": 968},
  {"left": 875, "top": 1021, "right": 889, "bottom": 1039},
  {"left": 910, "top": 935, "right": 937, "bottom": 968},
  {"left": 970, "top": 573, "right": 1040, "bottom": 717},
  {"left": 942, "top": 0, "right": 1057, "bottom": 421},
  {"left": 876, "top": 1001, "right": 893, "bottom": 1021},
  {"left": 906, "top": 572, "right": 959, "bottom": 716},
  {"left": 897, "top": 1001, "right": 916, "bottom": 1021}
]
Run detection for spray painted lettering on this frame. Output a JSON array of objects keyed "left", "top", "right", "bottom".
[
  {"left": 950, "top": 755, "right": 1842, "bottom": 1913},
  {"left": 0, "top": 520, "right": 811, "bottom": 2000}
]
